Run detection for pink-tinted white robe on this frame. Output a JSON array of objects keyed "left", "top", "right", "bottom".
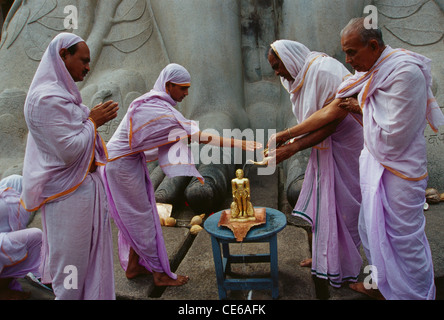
[
  {"left": 102, "top": 64, "right": 203, "bottom": 279},
  {"left": 336, "top": 46, "right": 444, "bottom": 299},
  {"left": 0, "top": 176, "right": 42, "bottom": 292},
  {"left": 21, "top": 33, "right": 114, "bottom": 300},
  {"left": 271, "top": 40, "right": 364, "bottom": 286}
]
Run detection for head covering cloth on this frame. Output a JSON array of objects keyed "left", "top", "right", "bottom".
[
  {"left": 272, "top": 40, "right": 364, "bottom": 286},
  {"left": 271, "top": 40, "right": 350, "bottom": 124},
  {"left": 103, "top": 64, "right": 201, "bottom": 280},
  {"left": 21, "top": 32, "right": 108, "bottom": 211},
  {"left": 107, "top": 63, "right": 202, "bottom": 182}
]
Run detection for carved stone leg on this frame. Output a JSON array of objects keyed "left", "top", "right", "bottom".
[
  {"left": 184, "top": 163, "right": 235, "bottom": 213},
  {"left": 155, "top": 175, "right": 192, "bottom": 205},
  {"left": 283, "top": 153, "right": 309, "bottom": 208}
]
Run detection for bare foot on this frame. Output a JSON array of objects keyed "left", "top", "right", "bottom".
[
  {"left": 300, "top": 258, "right": 312, "bottom": 268},
  {"left": 153, "top": 272, "right": 189, "bottom": 287},
  {"left": 125, "top": 263, "right": 151, "bottom": 279},
  {"left": 349, "top": 282, "right": 385, "bottom": 300},
  {"left": 125, "top": 247, "right": 152, "bottom": 279}
]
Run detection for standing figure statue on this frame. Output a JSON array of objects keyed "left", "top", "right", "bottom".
[{"left": 230, "top": 169, "right": 255, "bottom": 221}]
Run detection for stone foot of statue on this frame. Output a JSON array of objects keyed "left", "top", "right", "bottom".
[
  {"left": 155, "top": 176, "right": 191, "bottom": 205},
  {"left": 185, "top": 164, "right": 234, "bottom": 213}
]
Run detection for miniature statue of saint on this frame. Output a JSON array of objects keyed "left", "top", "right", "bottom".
[{"left": 230, "top": 169, "right": 255, "bottom": 221}]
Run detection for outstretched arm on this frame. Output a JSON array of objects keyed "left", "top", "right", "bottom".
[
  {"left": 268, "top": 119, "right": 341, "bottom": 165},
  {"left": 194, "top": 132, "right": 263, "bottom": 151},
  {"left": 267, "top": 98, "right": 349, "bottom": 149}
]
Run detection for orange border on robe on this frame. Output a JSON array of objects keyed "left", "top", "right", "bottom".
[
  {"left": 0, "top": 245, "right": 29, "bottom": 274},
  {"left": 123, "top": 114, "right": 196, "bottom": 162},
  {"left": 20, "top": 118, "right": 103, "bottom": 212},
  {"left": 338, "top": 49, "right": 431, "bottom": 182},
  {"left": 382, "top": 165, "right": 428, "bottom": 182}
]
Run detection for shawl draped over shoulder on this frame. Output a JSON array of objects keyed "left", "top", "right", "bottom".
[
  {"left": 107, "top": 63, "right": 203, "bottom": 182},
  {"left": 336, "top": 46, "right": 444, "bottom": 180},
  {"left": 21, "top": 33, "right": 108, "bottom": 212}
]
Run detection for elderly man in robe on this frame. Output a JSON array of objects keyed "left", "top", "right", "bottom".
[
  {"left": 20, "top": 33, "right": 119, "bottom": 300},
  {"left": 266, "top": 40, "right": 364, "bottom": 298},
  {"left": 102, "top": 63, "right": 261, "bottom": 286},
  {"left": 336, "top": 18, "right": 444, "bottom": 300},
  {"left": 0, "top": 175, "right": 42, "bottom": 300}
]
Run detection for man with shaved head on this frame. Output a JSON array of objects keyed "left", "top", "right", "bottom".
[
  {"left": 337, "top": 17, "right": 444, "bottom": 300},
  {"left": 21, "top": 33, "right": 119, "bottom": 300}
]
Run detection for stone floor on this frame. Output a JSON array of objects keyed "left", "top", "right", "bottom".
[{"left": 18, "top": 166, "right": 444, "bottom": 301}]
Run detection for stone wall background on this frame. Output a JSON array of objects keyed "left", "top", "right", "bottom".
[{"left": 0, "top": 0, "right": 442, "bottom": 210}]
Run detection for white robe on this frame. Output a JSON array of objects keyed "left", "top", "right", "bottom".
[
  {"left": 0, "top": 176, "right": 42, "bottom": 292},
  {"left": 336, "top": 46, "right": 444, "bottom": 299},
  {"left": 21, "top": 33, "right": 114, "bottom": 300},
  {"left": 103, "top": 64, "right": 202, "bottom": 278},
  {"left": 271, "top": 40, "right": 363, "bottom": 286}
]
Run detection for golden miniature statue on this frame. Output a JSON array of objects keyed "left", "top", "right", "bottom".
[{"left": 230, "top": 169, "right": 255, "bottom": 222}]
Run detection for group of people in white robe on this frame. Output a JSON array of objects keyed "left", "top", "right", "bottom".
[{"left": 1, "top": 17, "right": 443, "bottom": 300}]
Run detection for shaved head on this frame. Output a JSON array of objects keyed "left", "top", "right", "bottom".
[
  {"left": 340, "top": 17, "right": 386, "bottom": 72},
  {"left": 341, "top": 17, "right": 385, "bottom": 47}
]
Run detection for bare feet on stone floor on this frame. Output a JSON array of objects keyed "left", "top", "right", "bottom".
[
  {"left": 153, "top": 272, "right": 189, "bottom": 287},
  {"left": 125, "top": 247, "right": 189, "bottom": 286},
  {"left": 125, "top": 247, "right": 151, "bottom": 279},
  {"left": 125, "top": 263, "right": 151, "bottom": 279},
  {"left": 126, "top": 265, "right": 189, "bottom": 287},
  {"left": 349, "top": 282, "right": 385, "bottom": 300}
]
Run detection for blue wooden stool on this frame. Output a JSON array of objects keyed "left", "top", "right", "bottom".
[{"left": 204, "top": 207, "right": 287, "bottom": 299}]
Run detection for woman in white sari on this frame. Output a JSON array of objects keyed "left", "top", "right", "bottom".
[
  {"left": 102, "top": 63, "right": 261, "bottom": 286},
  {"left": 267, "top": 40, "right": 364, "bottom": 292}
]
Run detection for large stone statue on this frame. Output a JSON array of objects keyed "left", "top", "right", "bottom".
[
  {"left": 0, "top": 0, "right": 168, "bottom": 175},
  {"left": 1, "top": 0, "right": 442, "bottom": 213}
]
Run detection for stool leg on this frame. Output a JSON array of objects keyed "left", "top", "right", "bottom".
[
  {"left": 222, "top": 242, "right": 231, "bottom": 274},
  {"left": 270, "top": 235, "right": 279, "bottom": 299},
  {"left": 210, "top": 236, "right": 227, "bottom": 299}
]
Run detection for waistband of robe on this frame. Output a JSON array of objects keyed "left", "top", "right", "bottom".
[
  {"left": 365, "top": 143, "right": 429, "bottom": 182},
  {"left": 381, "top": 164, "right": 428, "bottom": 182}
]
